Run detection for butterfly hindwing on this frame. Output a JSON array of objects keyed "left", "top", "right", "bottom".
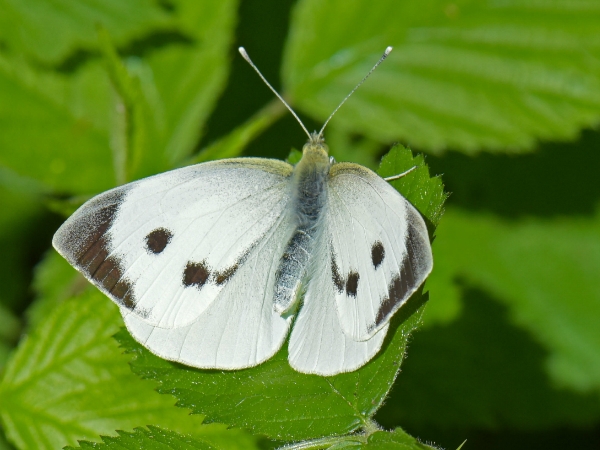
[
  {"left": 288, "top": 231, "right": 388, "bottom": 375},
  {"left": 325, "top": 163, "right": 433, "bottom": 342},
  {"left": 53, "top": 158, "right": 294, "bottom": 329},
  {"left": 121, "top": 196, "right": 297, "bottom": 369}
]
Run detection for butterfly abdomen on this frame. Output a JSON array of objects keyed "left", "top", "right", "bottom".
[{"left": 273, "top": 141, "right": 330, "bottom": 314}]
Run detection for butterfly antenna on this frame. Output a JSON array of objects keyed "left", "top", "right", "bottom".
[
  {"left": 317, "top": 46, "right": 393, "bottom": 139},
  {"left": 239, "top": 47, "right": 311, "bottom": 140}
]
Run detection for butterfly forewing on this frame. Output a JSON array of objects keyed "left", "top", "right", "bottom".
[
  {"left": 325, "top": 163, "right": 433, "bottom": 342},
  {"left": 53, "top": 158, "right": 294, "bottom": 330}
]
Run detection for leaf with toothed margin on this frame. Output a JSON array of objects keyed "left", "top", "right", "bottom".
[
  {"left": 364, "top": 427, "right": 439, "bottom": 449},
  {"left": 114, "top": 144, "right": 446, "bottom": 442},
  {"left": 0, "top": 287, "right": 262, "bottom": 449},
  {"left": 63, "top": 425, "right": 262, "bottom": 450},
  {"left": 377, "top": 144, "right": 446, "bottom": 229}
]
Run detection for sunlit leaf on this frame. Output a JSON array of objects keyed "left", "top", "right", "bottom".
[
  {"left": 365, "top": 427, "right": 438, "bottom": 449},
  {"left": 65, "top": 425, "right": 261, "bottom": 450},
  {"left": 0, "top": 57, "right": 115, "bottom": 193},
  {"left": 431, "top": 208, "right": 600, "bottom": 391},
  {"left": 283, "top": 0, "right": 600, "bottom": 153},
  {"left": 0, "top": 291, "right": 216, "bottom": 449},
  {"left": 0, "top": 0, "right": 172, "bottom": 64}
]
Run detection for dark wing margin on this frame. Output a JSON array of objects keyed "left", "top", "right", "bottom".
[
  {"left": 373, "top": 205, "right": 432, "bottom": 329},
  {"left": 52, "top": 187, "right": 137, "bottom": 310}
]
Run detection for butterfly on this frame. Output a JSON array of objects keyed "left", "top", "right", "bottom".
[{"left": 52, "top": 47, "right": 433, "bottom": 376}]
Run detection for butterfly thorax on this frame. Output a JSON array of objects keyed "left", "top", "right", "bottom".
[{"left": 272, "top": 138, "right": 331, "bottom": 314}]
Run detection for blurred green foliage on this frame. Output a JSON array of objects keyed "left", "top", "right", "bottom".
[{"left": 0, "top": 0, "right": 599, "bottom": 449}]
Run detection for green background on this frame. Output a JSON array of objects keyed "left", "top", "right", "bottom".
[{"left": 0, "top": 0, "right": 599, "bottom": 449}]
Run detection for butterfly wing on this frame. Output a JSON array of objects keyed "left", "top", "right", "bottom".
[
  {"left": 53, "top": 158, "right": 294, "bottom": 330},
  {"left": 121, "top": 198, "right": 296, "bottom": 369},
  {"left": 326, "top": 163, "right": 433, "bottom": 342},
  {"left": 288, "top": 232, "right": 388, "bottom": 375}
]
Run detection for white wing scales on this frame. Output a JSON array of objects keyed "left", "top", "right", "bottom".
[
  {"left": 288, "top": 163, "right": 431, "bottom": 375},
  {"left": 53, "top": 158, "right": 294, "bottom": 330},
  {"left": 288, "top": 235, "right": 388, "bottom": 376},
  {"left": 326, "top": 163, "right": 433, "bottom": 342},
  {"left": 122, "top": 204, "right": 296, "bottom": 369}
]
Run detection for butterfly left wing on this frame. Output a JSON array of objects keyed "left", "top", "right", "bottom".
[
  {"left": 54, "top": 157, "right": 298, "bottom": 370},
  {"left": 53, "top": 158, "right": 294, "bottom": 329},
  {"left": 325, "top": 163, "right": 433, "bottom": 342},
  {"left": 121, "top": 200, "right": 297, "bottom": 370}
]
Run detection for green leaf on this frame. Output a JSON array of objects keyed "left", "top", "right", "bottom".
[
  {"left": 26, "top": 251, "right": 81, "bottom": 329},
  {"left": 377, "top": 284, "right": 600, "bottom": 433},
  {"left": 99, "top": 0, "right": 239, "bottom": 180},
  {"left": 116, "top": 299, "right": 426, "bottom": 442},
  {"left": 0, "top": 430, "right": 13, "bottom": 450},
  {"left": 0, "top": 56, "right": 115, "bottom": 193},
  {"left": 0, "top": 0, "right": 172, "bottom": 64},
  {"left": 141, "top": 0, "right": 238, "bottom": 168},
  {"left": 376, "top": 206, "right": 600, "bottom": 435},
  {"left": 0, "top": 0, "right": 237, "bottom": 194},
  {"left": 0, "top": 304, "right": 21, "bottom": 374},
  {"left": 365, "top": 427, "right": 438, "bottom": 449},
  {"left": 0, "top": 290, "right": 229, "bottom": 449},
  {"left": 283, "top": 0, "right": 600, "bottom": 153},
  {"left": 430, "top": 208, "right": 600, "bottom": 392},
  {"left": 115, "top": 145, "right": 445, "bottom": 442},
  {"left": 97, "top": 26, "right": 153, "bottom": 185},
  {"left": 377, "top": 145, "right": 446, "bottom": 228},
  {"left": 0, "top": 181, "right": 51, "bottom": 310},
  {"left": 0, "top": 304, "right": 20, "bottom": 348},
  {"left": 64, "top": 425, "right": 261, "bottom": 450},
  {"left": 189, "top": 100, "right": 285, "bottom": 165}
]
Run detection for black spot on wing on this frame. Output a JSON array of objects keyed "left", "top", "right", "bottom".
[
  {"left": 215, "top": 246, "right": 254, "bottom": 286},
  {"left": 67, "top": 191, "right": 137, "bottom": 311},
  {"left": 145, "top": 228, "right": 173, "bottom": 254},
  {"left": 371, "top": 241, "right": 385, "bottom": 269},
  {"left": 215, "top": 263, "right": 238, "bottom": 285},
  {"left": 183, "top": 261, "right": 211, "bottom": 289},
  {"left": 331, "top": 252, "right": 344, "bottom": 293},
  {"left": 375, "top": 225, "right": 420, "bottom": 327},
  {"left": 331, "top": 249, "right": 361, "bottom": 298},
  {"left": 345, "top": 271, "right": 360, "bottom": 297}
]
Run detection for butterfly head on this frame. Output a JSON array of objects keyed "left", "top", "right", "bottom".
[{"left": 299, "top": 132, "right": 330, "bottom": 167}]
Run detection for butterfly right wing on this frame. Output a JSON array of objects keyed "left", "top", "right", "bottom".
[
  {"left": 288, "top": 227, "right": 388, "bottom": 376},
  {"left": 53, "top": 158, "right": 294, "bottom": 330}
]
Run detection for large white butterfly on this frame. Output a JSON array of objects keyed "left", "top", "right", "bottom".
[{"left": 53, "top": 47, "right": 433, "bottom": 376}]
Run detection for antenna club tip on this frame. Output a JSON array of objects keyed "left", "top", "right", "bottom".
[
  {"left": 238, "top": 47, "right": 248, "bottom": 57},
  {"left": 384, "top": 46, "right": 393, "bottom": 55}
]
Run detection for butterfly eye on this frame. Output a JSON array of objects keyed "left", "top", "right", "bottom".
[
  {"left": 145, "top": 228, "right": 173, "bottom": 254},
  {"left": 371, "top": 241, "right": 385, "bottom": 269}
]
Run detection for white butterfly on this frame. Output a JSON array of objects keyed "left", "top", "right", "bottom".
[{"left": 52, "top": 47, "right": 433, "bottom": 376}]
